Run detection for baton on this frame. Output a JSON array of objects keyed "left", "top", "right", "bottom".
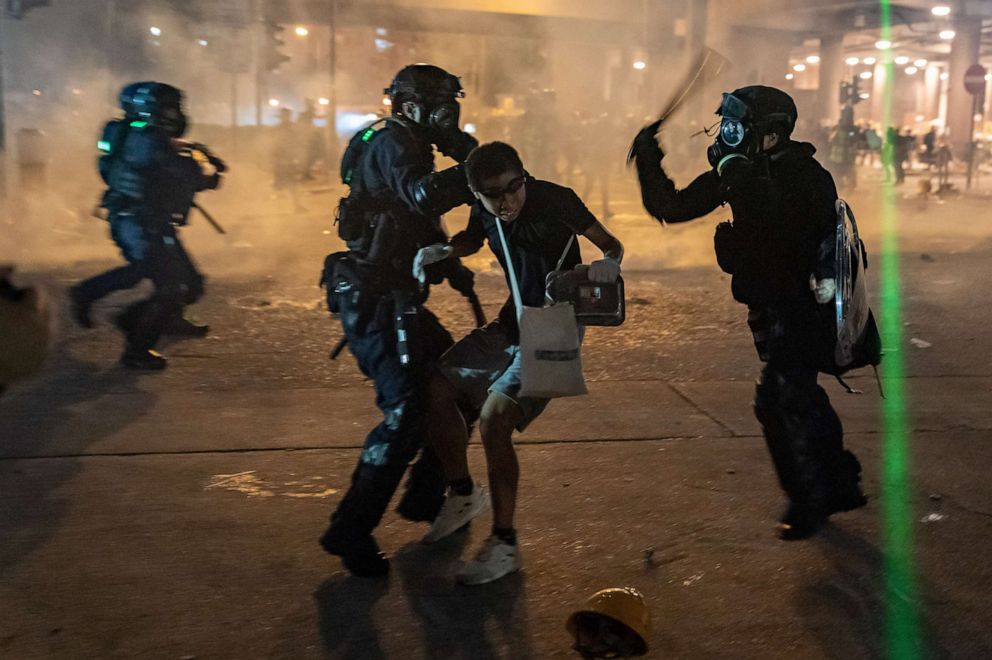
[{"left": 192, "top": 202, "right": 227, "bottom": 235}]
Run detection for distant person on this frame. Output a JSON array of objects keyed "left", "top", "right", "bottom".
[
  {"left": 630, "top": 86, "right": 870, "bottom": 539},
  {"left": 923, "top": 126, "right": 937, "bottom": 169},
  {"left": 297, "top": 99, "right": 327, "bottom": 180}
]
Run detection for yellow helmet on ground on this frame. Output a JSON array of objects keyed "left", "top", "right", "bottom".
[{"left": 566, "top": 587, "right": 650, "bottom": 658}]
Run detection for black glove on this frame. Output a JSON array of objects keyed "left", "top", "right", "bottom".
[
  {"left": 628, "top": 119, "right": 664, "bottom": 165},
  {"left": 437, "top": 130, "right": 479, "bottom": 163}
]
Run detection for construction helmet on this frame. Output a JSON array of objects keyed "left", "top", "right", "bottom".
[{"left": 566, "top": 587, "right": 650, "bottom": 659}]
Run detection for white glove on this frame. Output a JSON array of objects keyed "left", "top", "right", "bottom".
[
  {"left": 810, "top": 275, "right": 836, "bottom": 304},
  {"left": 412, "top": 243, "right": 454, "bottom": 285},
  {"left": 587, "top": 257, "right": 621, "bottom": 283}
]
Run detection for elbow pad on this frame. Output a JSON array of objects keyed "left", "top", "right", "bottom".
[{"left": 412, "top": 164, "right": 473, "bottom": 216}]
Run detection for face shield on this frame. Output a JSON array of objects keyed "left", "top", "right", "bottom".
[{"left": 717, "top": 93, "right": 750, "bottom": 151}]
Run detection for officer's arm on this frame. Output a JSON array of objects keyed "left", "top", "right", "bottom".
[
  {"left": 378, "top": 134, "right": 472, "bottom": 217},
  {"left": 635, "top": 157, "right": 722, "bottom": 223}
]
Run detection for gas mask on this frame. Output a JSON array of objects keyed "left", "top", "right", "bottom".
[
  {"left": 708, "top": 92, "right": 765, "bottom": 172},
  {"left": 403, "top": 96, "right": 460, "bottom": 134}
]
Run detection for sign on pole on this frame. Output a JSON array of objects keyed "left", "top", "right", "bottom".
[{"left": 964, "top": 63, "right": 987, "bottom": 97}]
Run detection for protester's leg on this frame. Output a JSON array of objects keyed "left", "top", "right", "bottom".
[
  {"left": 427, "top": 371, "right": 472, "bottom": 483},
  {"left": 478, "top": 392, "right": 524, "bottom": 530}
]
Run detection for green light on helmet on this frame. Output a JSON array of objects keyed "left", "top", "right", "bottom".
[
  {"left": 130, "top": 120, "right": 148, "bottom": 128},
  {"left": 361, "top": 128, "right": 375, "bottom": 142},
  {"left": 97, "top": 140, "right": 112, "bottom": 153}
]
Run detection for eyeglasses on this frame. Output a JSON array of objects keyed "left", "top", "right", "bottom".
[{"left": 476, "top": 176, "right": 526, "bottom": 200}]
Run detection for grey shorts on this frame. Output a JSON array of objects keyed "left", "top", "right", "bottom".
[{"left": 437, "top": 319, "right": 550, "bottom": 431}]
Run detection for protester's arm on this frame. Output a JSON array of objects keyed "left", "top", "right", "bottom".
[
  {"left": 449, "top": 208, "right": 486, "bottom": 258},
  {"left": 582, "top": 220, "right": 625, "bottom": 283}
]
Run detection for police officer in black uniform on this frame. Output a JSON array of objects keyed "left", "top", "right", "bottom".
[
  {"left": 630, "top": 85, "right": 867, "bottom": 540},
  {"left": 73, "top": 82, "right": 224, "bottom": 369},
  {"left": 318, "top": 64, "right": 479, "bottom": 576}
]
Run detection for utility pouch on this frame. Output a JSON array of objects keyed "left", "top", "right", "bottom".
[
  {"left": 335, "top": 195, "right": 367, "bottom": 243},
  {"left": 319, "top": 251, "right": 355, "bottom": 314},
  {"left": 713, "top": 220, "right": 740, "bottom": 274}
]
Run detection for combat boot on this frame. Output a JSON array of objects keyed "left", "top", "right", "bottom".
[
  {"left": 777, "top": 501, "right": 827, "bottom": 541},
  {"left": 319, "top": 529, "right": 389, "bottom": 578},
  {"left": 120, "top": 348, "right": 168, "bottom": 371},
  {"left": 163, "top": 316, "right": 210, "bottom": 338}
]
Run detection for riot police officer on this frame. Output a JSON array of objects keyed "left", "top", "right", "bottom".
[
  {"left": 72, "top": 82, "right": 224, "bottom": 369},
  {"left": 630, "top": 85, "right": 867, "bottom": 540},
  {"left": 318, "top": 64, "right": 479, "bottom": 576}
]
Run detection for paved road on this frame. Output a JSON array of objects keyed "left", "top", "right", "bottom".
[{"left": 1, "top": 180, "right": 991, "bottom": 659}]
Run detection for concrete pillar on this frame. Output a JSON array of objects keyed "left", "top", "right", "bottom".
[
  {"left": 945, "top": 16, "right": 982, "bottom": 154},
  {"left": 817, "top": 34, "right": 844, "bottom": 127},
  {"left": 924, "top": 64, "right": 941, "bottom": 122}
]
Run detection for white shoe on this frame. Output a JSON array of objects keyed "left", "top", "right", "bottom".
[
  {"left": 457, "top": 535, "right": 521, "bottom": 585},
  {"left": 421, "top": 485, "right": 490, "bottom": 544}
]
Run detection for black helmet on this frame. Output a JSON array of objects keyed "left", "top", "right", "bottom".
[
  {"left": 131, "top": 82, "right": 187, "bottom": 136},
  {"left": 385, "top": 64, "right": 465, "bottom": 132},
  {"left": 718, "top": 85, "right": 797, "bottom": 138},
  {"left": 118, "top": 81, "right": 155, "bottom": 118},
  {"left": 384, "top": 64, "right": 464, "bottom": 102}
]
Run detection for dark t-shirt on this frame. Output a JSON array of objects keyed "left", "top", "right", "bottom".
[{"left": 454, "top": 178, "right": 597, "bottom": 326}]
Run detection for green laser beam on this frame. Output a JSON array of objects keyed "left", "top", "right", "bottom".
[{"left": 878, "top": 2, "right": 921, "bottom": 658}]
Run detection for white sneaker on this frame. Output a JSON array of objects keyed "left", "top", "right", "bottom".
[
  {"left": 457, "top": 535, "right": 521, "bottom": 585},
  {"left": 421, "top": 485, "right": 490, "bottom": 544}
]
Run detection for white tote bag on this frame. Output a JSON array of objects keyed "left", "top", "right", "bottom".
[{"left": 495, "top": 219, "right": 587, "bottom": 399}]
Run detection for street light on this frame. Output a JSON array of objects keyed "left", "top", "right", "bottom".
[
  {"left": 632, "top": 60, "right": 647, "bottom": 70},
  {"left": 846, "top": 56, "right": 860, "bottom": 65},
  {"left": 793, "top": 63, "right": 806, "bottom": 72},
  {"left": 149, "top": 26, "right": 162, "bottom": 37},
  {"left": 939, "top": 29, "right": 955, "bottom": 40},
  {"left": 268, "top": 98, "right": 280, "bottom": 107},
  {"left": 914, "top": 59, "right": 928, "bottom": 68},
  {"left": 785, "top": 73, "right": 794, "bottom": 80},
  {"left": 875, "top": 39, "right": 892, "bottom": 50},
  {"left": 931, "top": 5, "right": 951, "bottom": 17},
  {"left": 864, "top": 57, "right": 877, "bottom": 65},
  {"left": 860, "top": 71, "right": 873, "bottom": 80},
  {"left": 905, "top": 66, "right": 918, "bottom": 75},
  {"left": 318, "top": 98, "right": 330, "bottom": 106},
  {"left": 895, "top": 56, "right": 910, "bottom": 65},
  {"left": 806, "top": 55, "right": 820, "bottom": 64},
  {"left": 295, "top": 26, "right": 309, "bottom": 37}
]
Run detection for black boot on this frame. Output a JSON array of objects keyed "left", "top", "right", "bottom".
[
  {"left": 163, "top": 316, "right": 210, "bottom": 338},
  {"left": 827, "top": 451, "right": 868, "bottom": 514},
  {"left": 777, "top": 501, "right": 827, "bottom": 541},
  {"left": 319, "top": 529, "right": 389, "bottom": 578},
  {"left": 69, "top": 286, "right": 93, "bottom": 329},
  {"left": 120, "top": 348, "right": 168, "bottom": 370}
]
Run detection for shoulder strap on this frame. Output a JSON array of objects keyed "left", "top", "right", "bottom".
[
  {"left": 494, "top": 218, "right": 523, "bottom": 321},
  {"left": 555, "top": 234, "right": 576, "bottom": 272}
]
